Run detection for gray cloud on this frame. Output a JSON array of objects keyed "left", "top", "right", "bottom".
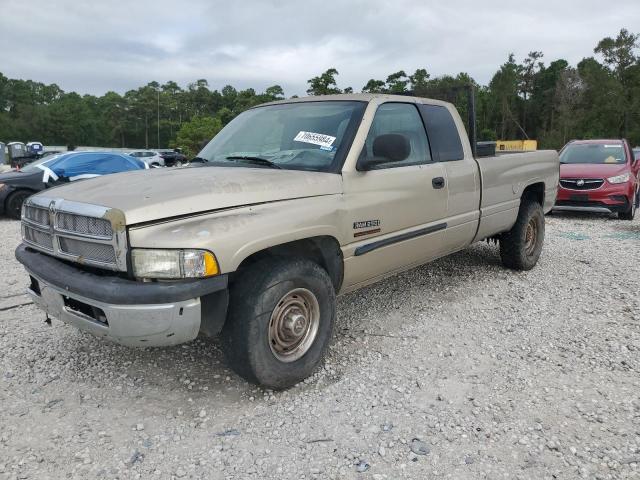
[{"left": 1, "top": 0, "right": 638, "bottom": 96}]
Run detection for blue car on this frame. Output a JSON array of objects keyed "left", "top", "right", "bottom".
[{"left": 0, "top": 151, "right": 148, "bottom": 219}]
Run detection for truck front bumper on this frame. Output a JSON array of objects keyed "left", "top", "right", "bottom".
[{"left": 15, "top": 244, "right": 229, "bottom": 347}]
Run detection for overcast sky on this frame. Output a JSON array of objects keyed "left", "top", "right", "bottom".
[{"left": 1, "top": 0, "right": 639, "bottom": 97}]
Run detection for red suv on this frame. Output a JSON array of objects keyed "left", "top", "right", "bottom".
[{"left": 554, "top": 139, "right": 639, "bottom": 220}]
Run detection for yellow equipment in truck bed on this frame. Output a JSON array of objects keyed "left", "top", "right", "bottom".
[{"left": 496, "top": 140, "right": 537, "bottom": 151}]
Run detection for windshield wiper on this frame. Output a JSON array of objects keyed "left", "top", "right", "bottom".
[{"left": 225, "top": 156, "right": 282, "bottom": 169}]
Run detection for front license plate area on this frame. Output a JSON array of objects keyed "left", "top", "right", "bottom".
[{"left": 569, "top": 194, "right": 589, "bottom": 202}]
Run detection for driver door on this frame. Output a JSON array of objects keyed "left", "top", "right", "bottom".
[{"left": 342, "top": 102, "right": 449, "bottom": 290}]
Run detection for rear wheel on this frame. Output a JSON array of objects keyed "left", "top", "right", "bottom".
[
  {"left": 618, "top": 194, "right": 637, "bottom": 220},
  {"left": 221, "top": 258, "right": 336, "bottom": 389},
  {"left": 499, "top": 199, "right": 545, "bottom": 271},
  {"left": 5, "top": 190, "right": 31, "bottom": 220}
]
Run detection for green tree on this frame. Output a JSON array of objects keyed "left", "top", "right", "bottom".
[
  {"left": 552, "top": 68, "right": 583, "bottom": 145},
  {"left": 97, "top": 91, "right": 127, "bottom": 147},
  {"left": 362, "top": 79, "right": 386, "bottom": 93},
  {"left": 306, "top": 68, "right": 342, "bottom": 95},
  {"left": 518, "top": 51, "right": 544, "bottom": 134},
  {"left": 576, "top": 57, "right": 625, "bottom": 139},
  {"left": 265, "top": 85, "right": 285, "bottom": 100},
  {"left": 529, "top": 59, "right": 570, "bottom": 146},
  {"left": 409, "top": 68, "right": 430, "bottom": 93},
  {"left": 595, "top": 28, "right": 639, "bottom": 137},
  {"left": 173, "top": 115, "right": 223, "bottom": 158},
  {"left": 595, "top": 28, "right": 639, "bottom": 77},
  {"left": 385, "top": 70, "right": 409, "bottom": 93},
  {"left": 488, "top": 54, "right": 522, "bottom": 139}
]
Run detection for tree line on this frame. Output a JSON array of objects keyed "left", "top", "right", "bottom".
[{"left": 0, "top": 28, "right": 638, "bottom": 157}]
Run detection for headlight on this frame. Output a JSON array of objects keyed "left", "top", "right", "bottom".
[
  {"left": 607, "top": 173, "right": 630, "bottom": 184},
  {"left": 131, "top": 249, "right": 219, "bottom": 279}
]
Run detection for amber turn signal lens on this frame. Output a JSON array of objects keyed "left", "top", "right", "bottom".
[{"left": 203, "top": 251, "right": 219, "bottom": 276}]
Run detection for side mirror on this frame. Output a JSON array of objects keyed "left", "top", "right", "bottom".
[{"left": 357, "top": 134, "right": 411, "bottom": 171}]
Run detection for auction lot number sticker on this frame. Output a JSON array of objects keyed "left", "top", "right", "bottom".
[{"left": 294, "top": 131, "right": 336, "bottom": 148}]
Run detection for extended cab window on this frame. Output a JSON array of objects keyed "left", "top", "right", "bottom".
[
  {"left": 420, "top": 105, "right": 464, "bottom": 162},
  {"left": 362, "top": 103, "right": 432, "bottom": 169}
]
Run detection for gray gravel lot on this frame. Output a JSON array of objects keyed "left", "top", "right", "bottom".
[{"left": 1, "top": 213, "right": 639, "bottom": 480}]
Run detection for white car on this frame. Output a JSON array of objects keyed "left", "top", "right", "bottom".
[{"left": 128, "top": 150, "right": 165, "bottom": 167}]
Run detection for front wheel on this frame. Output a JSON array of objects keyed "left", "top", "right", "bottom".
[
  {"left": 618, "top": 193, "right": 637, "bottom": 220},
  {"left": 499, "top": 199, "right": 545, "bottom": 271},
  {"left": 5, "top": 190, "right": 32, "bottom": 220},
  {"left": 221, "top": 258, "right": 336, "bottom": 389}
]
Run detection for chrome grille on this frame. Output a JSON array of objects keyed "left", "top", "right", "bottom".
[
  {"left": 560, "top": 178, "right": 604, "bottom": 190},
  {"left": 20, "top": 197, "right": 127, "bottom": 271},
  {"left": 57, "top": 212, "right": 113, "bottom": 238},
  {"left": 23, "top": 205, "right": 50, "bottom": 226},
  {"left": 58, "top": 237, "right": 117, "bottom": 264},
  {"left": 22, "top": 224, "right": 54, "bottom": 251}
]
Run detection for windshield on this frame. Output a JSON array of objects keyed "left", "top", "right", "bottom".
[
  {"left": 560, "top": 143, "right": 627, "bottom": 165},
  {"left": 197, "top": 101, "right": 366, "bottom": 172},
  {"left": 21, "top": 155, "right": 59, "bottom": 172}
]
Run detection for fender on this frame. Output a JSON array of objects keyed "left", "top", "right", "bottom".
[{"left": 128, "top": 195, "right": 346, "bottom": 275}]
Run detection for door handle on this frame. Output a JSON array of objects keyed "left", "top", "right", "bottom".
[{"left": 432, "top": 177, "right": 445, "bottom": 189}]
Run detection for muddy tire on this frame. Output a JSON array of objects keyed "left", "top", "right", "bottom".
[
  {"left": 500, "top": 198, "right": 545, "bottom": 271},
  {"left": 618, "top": 194, "right": 637, "bottom": 221},
  {"left": 5, "top": 190, "right": 31, "bottom": 220},
  {"left": 221, "top": 258, "right": 336, "bottom": 389}
]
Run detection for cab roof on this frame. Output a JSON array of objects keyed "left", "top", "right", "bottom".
[
  {"left": 569, "top": 139, "right": 623, "bottom": 145},
  {"left": 257, "top": 93, "right": 453, "bottom": 108}
]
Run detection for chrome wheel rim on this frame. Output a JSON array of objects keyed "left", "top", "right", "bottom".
[
  {"left": 268, "top": 288, "right": 320, "bottom": 362},
  {"left": 525, "top": 218, "right": 537, "bottom": 256}
]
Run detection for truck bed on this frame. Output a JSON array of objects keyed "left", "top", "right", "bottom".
[{"left": 473, "top": 150, "right": 559, "bottom": 241}]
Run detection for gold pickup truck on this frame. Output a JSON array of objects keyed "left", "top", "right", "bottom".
[{"left": 16, "top": 94, "right": 559, "bottom": 388}]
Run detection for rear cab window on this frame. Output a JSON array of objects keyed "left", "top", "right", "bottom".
[{"left": 419, "top": 104, "right": 464, "bottom": 162}]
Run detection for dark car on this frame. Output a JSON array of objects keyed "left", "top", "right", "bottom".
[
  {"left": 158, "top": 148, "right": 187, "bottom": 167},
  {"left": 0, "top": 151, "right": 148, "bottom": 219}
]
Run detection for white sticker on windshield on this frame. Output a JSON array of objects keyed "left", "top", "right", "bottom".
[
  {"left": 604, "top": 145, "right": 620, "bottom": 148},
  {"left": 294, "top": 131, "right": 336, "bottom": 148}
]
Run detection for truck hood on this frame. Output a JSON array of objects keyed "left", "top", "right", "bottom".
[
  {"left": 560, "top": 162, "right": 628, "bottom": 179},
  {"left": 34, "top": 166, "right": 343, "bottom": 224}
]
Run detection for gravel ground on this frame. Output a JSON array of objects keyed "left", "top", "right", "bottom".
[{"left": 1, "top": 212, "right": 639, "bottom": 480}]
